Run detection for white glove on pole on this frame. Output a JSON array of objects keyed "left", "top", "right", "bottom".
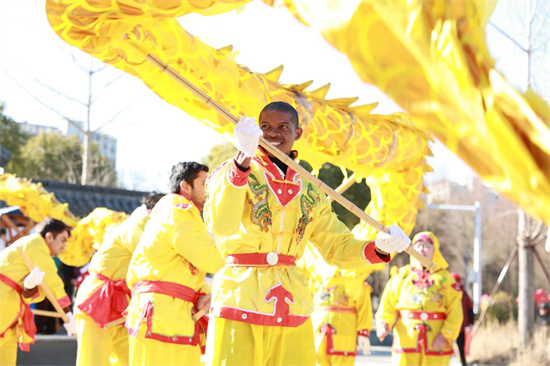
[
  {"left": 24, "top": 267, "right": 45, "bottom": 289},
  {"left": 234, "top": 116, "right": 262, "bottom": 158},
  {"left": 358, "top": 335, "right": 371, "bottom": 355},
  {"left": 375, "top": 225, "right": 411, "bottom": 253},
  {"left": 63, "top": 312, "right": 77, "bottom": 337}
]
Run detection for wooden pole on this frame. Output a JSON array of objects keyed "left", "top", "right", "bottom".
[
  {"left": 143, "top": 53, "right": 435, "bottom": 270},
  {"left": 16, "top": 246, "right": 70, "bottom": 324},
  {"left": 32, "top": 309, "right": 64, "bottom": 318},
  {"left": 327, "top": 173, "right": 357, "bottom": 202}
]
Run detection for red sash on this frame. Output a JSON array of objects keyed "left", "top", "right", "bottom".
[
  {"left": 0, "top": 273, "right": 36, "bottom": 352},
  {"left": 128, "top": 280, "right": 205, "bottom": 348},
  {"left": 77, "top": 273, "right": 131, "bottom": 328}
]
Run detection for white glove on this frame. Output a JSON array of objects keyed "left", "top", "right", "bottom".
[
  {"left": 63, "top": 312, "right": 77, "bottom": 337},
  {"left": 234, "top": 116, "right": 262, "bottom": 157},
  {"left": 358, "top": 335, "right": 371, "bottom": 355},
  {"left": 24, "top": 267, "right": 45, "bottom": 289},
  {"left": 375, "top": 225, "right": 411, "bottom": 253}
]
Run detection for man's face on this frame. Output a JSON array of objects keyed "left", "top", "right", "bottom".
[
  {"left": 259, "top": 110, "right": 303, "bottom": 156},
  {"left": 187, "top": 170, "right": 208, "bottom": 210},
  {"left": 412, "top": 239, "right": 435, "bottom": 261},
  {"left": 45, "top": 230, "right": 69, "bottom": 257}
]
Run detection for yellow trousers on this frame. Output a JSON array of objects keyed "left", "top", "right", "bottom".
[
  {"left": 76, "top": 313, "right": 129, "bottom": 366},
  {"left": 204, "top": 316, "right": 316, "bottom": 366},
  {"left": 0, "top": 327, "right": 17, "bottom": 366},
  {"left": 129, "top": 323, "right": 201, "bottom": 366},
  {"left": 315, "top": 335, "right": 355, "bottom": 366},
  {"left": 392, "top": 352, "right": 451, "bottom": 366}
]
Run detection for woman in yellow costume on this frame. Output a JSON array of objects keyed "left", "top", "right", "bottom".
[
  {"left": 300, "top": 242, "right": 375, "bottom": 366},
  {"left": 376, "top": 231, "right": 463, "bottom": 366}
]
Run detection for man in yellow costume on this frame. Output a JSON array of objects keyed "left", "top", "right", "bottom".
[
  {"left": 125, "top": 162, "right": 225, "bottom": 366},
  {"left": 376, "top": 231, "right": 463, "bottom": 366},
  {"left": 300, "top": 242, "right": 375, "bottom": 366},
  {"left": 204, "top": 101, "right": 411, "bottom": 365},
  {"left": 0, "top": 218, "right": 77, "bottom": 366},
  {"left": 74, "top": 192, "right": 164, "bottom": 366}
]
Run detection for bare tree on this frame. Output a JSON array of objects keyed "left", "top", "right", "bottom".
[
  {"left": 489, "top": 0, "right": 549, "bottom": 349},
  {"left": 7, "top": 53, "right": 129, "bottom": 185}
]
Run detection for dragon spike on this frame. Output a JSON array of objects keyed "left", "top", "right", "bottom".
[
  {"left": 264, "top": 65, "right": 284, "bottom": 82},
  {"left": 309, "top": 83, "right": 331, "bottom": 99},
  {"left": 351, "top": 102, "right": 379, "bottom": 114},
  {"left": 216, "top": 45, "right": 234, "bottom": 54},
  {"left": 326, "top": 97, "right": 359, "bottom": 108},
  {"left": 292, "top": 80, "right": 314, "bottom": 92}
]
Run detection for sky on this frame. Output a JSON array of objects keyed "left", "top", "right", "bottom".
[{"left": 0, "top": 0, "right": 542, "bottom": 193}]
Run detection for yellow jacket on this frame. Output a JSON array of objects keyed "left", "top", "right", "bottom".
[
  {"left": 0, "top": 234, "right": 70, "bottom": 348},
  {"left": 75, "top": 206, "right": 149, "bottom": 326},
  {"left": 376, "top": 232, "right": 463, "bottom": 355},
  {"left": 300, "top": 243, "right": 373, "bottom": 355},
  {"left": 125, "top": 194, "right": 224, "bottom": 344},
  {"left": 204, "top": 151, "right": 387, "bottom": 327}
]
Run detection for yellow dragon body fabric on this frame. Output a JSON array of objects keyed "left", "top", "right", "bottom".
[
  {"left": 269, "top": 0, "right": 550, "bottom": 225},
  {"left": 45, "top": 0, "right": 433, "bottom": 239}
]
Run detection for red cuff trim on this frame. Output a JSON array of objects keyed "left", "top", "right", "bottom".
[
  {"left": 57, "top": 295, "right": 72, "bottom": 309},
  {"left": 358, "top": 329, "right": 370, "bottom": 337},
  {"left": 228, "top": 160, "right": 251, "bottom": 187},
  {"left": 363, "top": 242, "right": 390, "bottom": 264}
]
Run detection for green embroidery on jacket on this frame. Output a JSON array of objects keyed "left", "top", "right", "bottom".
[
  {"left": 296, "top": 183, "right": 320, "bottom": 244},
  {"left": 248, "top": 173, "right": 272, "bottom": 232}
]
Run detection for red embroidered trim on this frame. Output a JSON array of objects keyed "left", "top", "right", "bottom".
[
  {"left": 315, "top": 306, "right": 356, "bottom": 314},
  {"left": 399, "top": 310, "right": 447, "bottom": 321},
  {"left": 215, "top": 284, "right": 307, "bottom": 327},
  {"left": 228, "top": 160, "right": 251, "bottom": 187},
  {"left": 225, "top": 253, "right": 296, "bottom": 267},
  {"left": 321, "top": 324, "right": 357, "bottom": 356},
  {"left": 363, "top": 242, "right": 389, "bottom": 264},
  {"left": 391, "top": 323, "right": 454, "bottom": 355},
  {"left": 357, "top": 329, "right": 370, "bottom": 337}
]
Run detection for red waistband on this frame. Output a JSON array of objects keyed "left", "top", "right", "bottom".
[
  {"left": 132, "top": 280, "right": 197, "bottom": 303},
  {"left": 0, "top": 272, "right": 37, "bottom": 351},
  {"left": 0, "top": 272, "right": 23, "bottom": 294},
  {"left": 400, "top": 310, "right": 447, "bottom": 321},
  {"left": 225, "top": 253, "right": 296, "bottom": 267},
  {"left": 315, "top": 306, "right": 356, "bottom": 314}
]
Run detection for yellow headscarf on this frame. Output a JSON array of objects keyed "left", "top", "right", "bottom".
[{"left": 411, "top": 231, "right": 448, "bottom": 271}]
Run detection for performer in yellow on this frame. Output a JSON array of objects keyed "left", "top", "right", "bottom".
[
  {"left": 204, "top": 101, "right": 411, "bottom": 365},
  {"left": 300, "top": 242, "right": 375, "bottom": 366},
  {"left": 376, "top": 231, "right": 463, "bottom": 366},
  {"left": 74, "top": 192, "right": 164, "bottom": 366},
  {"left": 125, "top": 162, "right": 225, "bottom": 366},
  {"left": 0, "top": 218, "right": 77, "bottom": 366}
]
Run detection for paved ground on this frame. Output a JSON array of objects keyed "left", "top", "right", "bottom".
[{"left": 356, "top": 345, "right": 464, "bottom": 365}]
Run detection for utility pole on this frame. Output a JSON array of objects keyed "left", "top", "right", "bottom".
[{"left": 517, "top": 209, "right": 534, "bottom": 350}]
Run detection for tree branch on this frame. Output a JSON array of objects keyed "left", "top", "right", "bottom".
[
  {"left": 488, "top": 21, "right": 527, "bottom": 53},
  {"left": 6, "top": 72, "right": 79, "bottom": 123},
  {"left": 92, "top": 74, "right": 124, "bottom": 103},
  {"left": 30, "top": 74, "right": 87, "bottom": 107},
  {"left": 92, "top": 104, "right": 136, "bottom": 133}
]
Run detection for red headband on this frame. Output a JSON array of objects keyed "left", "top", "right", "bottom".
[{"left": 415, "top": 234, "right": 434, "bottom": 245}]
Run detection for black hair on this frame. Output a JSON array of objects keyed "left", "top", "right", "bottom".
[
  {"left": 260, "top": 101, "right": 299, "bottom": 128},
  {"left": 0, "top": 228, "right": 6, "bottom": 236},
  {"left": 169, "top": 162, "right": 209, "bottom": 193},
  {"left": 142, "top": 192, "right": 165, "bottom": 210},
  {"left": 36, "top": 218, "right": 72, "bottom": 239}
]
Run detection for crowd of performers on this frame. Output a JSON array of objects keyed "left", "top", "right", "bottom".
[{"left": 1, "top": 102, "right": 469, "bottom": 366}]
